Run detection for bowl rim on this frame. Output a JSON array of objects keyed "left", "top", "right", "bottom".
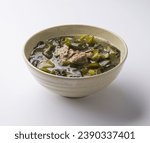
[{"left": 23, "top": 24, "right": 128, "bottom": 80}]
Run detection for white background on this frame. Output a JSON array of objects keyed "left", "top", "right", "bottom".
[{"left": 0, "top": 0, "right": 150, "bottom": 125}]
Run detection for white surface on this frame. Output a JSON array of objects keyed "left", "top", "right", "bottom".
[{"left": 0, "top": 0, "right": 150, "bottom": 125}]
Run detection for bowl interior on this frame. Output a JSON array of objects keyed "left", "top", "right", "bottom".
[{"left": 24, "top": 25, "right": 127, "bottom": 69}]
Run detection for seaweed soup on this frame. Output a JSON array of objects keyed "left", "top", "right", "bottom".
[{"left": 29, "top": 35, "right": 120, "bottom": 77}]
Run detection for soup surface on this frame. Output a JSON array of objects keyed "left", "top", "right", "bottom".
[{"left": 29, "top": 35, "right": 120, "bottom": 77}]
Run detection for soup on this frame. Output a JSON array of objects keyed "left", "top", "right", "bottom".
[{"left": 29, "top": 35, "right": 120, "bottom": 77}]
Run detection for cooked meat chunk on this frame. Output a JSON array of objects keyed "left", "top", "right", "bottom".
[
  {"left": 68, "top": 52, "right": 88, "bottom": 65},
  {"left": 56, "top": 46, "right": 92, "bottom": 65},
  {"left": 68, "top": 48, "right": 76, "bottom": 58},
  {"left": 85, "top": 51, "right": 93, "bottom": 58},
  {"left": 54, "top": 45, "right": 69, "bottom": 65},
  {"left": 56, "top": 44, "right": 69, "bottom": 58}
]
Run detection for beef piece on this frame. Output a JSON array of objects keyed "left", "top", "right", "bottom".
[
  {"left": 56, "top": 44, "right": 69, "bottom": 58},
  {"left": 55, "top": 45, "right": 92, "bottom": 66},
  {"left": 68, "top": 48, "right": 76, "bottom": 58},
  {"left": 85, "top": 51, "right": 93, "bottom": 58},
  {"left": 54, "top": 45, "right": 69, "bottom": 65},
  {"left": 68, "top": 52, "right": 88, "bottom": 65}
]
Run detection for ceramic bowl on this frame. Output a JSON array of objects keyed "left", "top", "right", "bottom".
[{"left": 23, "top": 25, "right": 128, "bottom": 97}]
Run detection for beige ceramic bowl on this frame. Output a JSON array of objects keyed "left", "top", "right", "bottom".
[{"left": 23, "top": 25, "right": 128, "bottom": 97}]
